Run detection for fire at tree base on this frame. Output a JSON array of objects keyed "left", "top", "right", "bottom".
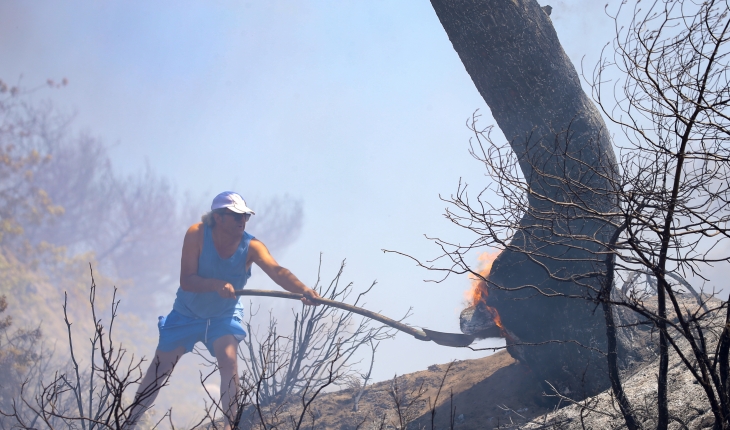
[{"left": 460, "top": 249, "right": 645, "bottom": 400}]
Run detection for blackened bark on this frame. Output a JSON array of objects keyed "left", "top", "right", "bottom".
[
  {"left": 603, "top": 299, "right": 640, "bottom": 430},
  {"left": 603, "top": 227, "right": 640, "bottom": 430},
  {"left": 718, "top": 298, "right": 730, "bottom": 428},
  {"left": 656, "top": 278, "right": 669, "bottom": 429},
  {"left": 430, "top": 0, "right": 619, "bottom": 396}
]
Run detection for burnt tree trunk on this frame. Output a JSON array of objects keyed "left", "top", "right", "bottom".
[{"left": 430, "top": 0, "right": 620, "bottom": 397}]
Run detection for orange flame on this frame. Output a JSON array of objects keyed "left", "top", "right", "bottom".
[{"left": 465, "top": 250, "right": 504, "bottom": 329}]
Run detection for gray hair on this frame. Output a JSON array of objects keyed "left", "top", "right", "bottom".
[{"left": 201, "top": 210, "right": 225, "bottom": 227}]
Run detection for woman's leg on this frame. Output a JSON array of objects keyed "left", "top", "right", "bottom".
[
  {"left": 213, "top": 335, "right": 240, "bottom": 430},
  {"left": 126, "top": 346, "right": 185, "bottom": 429}
]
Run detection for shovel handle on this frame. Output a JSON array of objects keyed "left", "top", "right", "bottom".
[{"left": 235, "top": 289, "right": 430, "bottom": 341}]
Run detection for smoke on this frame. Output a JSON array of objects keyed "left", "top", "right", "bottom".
[
  {"left": 246, "top": 196, "right": 303, "bottom": 257},
  {"left": 0, "top": 84, "right": 306, "bottom": 426}
]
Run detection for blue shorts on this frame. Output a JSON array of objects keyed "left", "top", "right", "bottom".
[{"left": 156, "top": 309, "right": 247, "bottom": 357}]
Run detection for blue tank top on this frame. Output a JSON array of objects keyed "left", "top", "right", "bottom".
[{"left": 172, "top": 224, "right": 254, "bottom": 319}]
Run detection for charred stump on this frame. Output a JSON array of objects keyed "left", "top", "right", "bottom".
[{"left": 431, "top": 0, "right": 620, "bottom": 397}]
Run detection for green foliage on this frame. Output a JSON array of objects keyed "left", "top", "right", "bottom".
[
  {"left": 0, "top": 80, "right": 124, "bottom": 370},
  {"left": 0, "top": 80, "right": 63, "bottom": 246},
  {"left": 0, "top": 295, "right": 42, "bottom": 413}
]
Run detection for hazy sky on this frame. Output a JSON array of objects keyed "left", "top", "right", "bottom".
[{"left": 0, "top": 0, "right": 621, "bottom": 386}]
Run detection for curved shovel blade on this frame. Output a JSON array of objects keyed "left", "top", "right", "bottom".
[{"left": 422, "top": 328, "right": 476, "bottom": 348}]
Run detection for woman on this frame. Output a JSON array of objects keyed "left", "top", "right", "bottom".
[{"left": 127, "top": 191, "right": 320, "bottom": 430}]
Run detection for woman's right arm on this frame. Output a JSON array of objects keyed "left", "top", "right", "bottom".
[{"left": 179, "top": 224, "right": 234, "bottom": 298}]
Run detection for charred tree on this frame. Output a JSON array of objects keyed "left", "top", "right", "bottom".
[{"left": 430, "top": 0, "right": 619, "bottom": 396}]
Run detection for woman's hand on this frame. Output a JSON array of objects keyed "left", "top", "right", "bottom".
[
  {"left": 301, "top": 288, "right": 321, "bottom": 306},
  {"left": 217, "top": 282, "right": 236, "bottom": 299}
]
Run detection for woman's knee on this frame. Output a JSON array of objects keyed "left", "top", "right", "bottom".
[
  {"left": 213, "top": 337, "right": 238, "bottom": 373},
  {"left": 152, "top": 347, "right": 185, "bottom": 372},
  {"left": 217, "top": 354, "right": 238, "bottom": 374}
]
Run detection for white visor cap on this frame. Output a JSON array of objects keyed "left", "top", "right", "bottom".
[{"left": 211, "top": 191, "right": 255, "bottom": 215}]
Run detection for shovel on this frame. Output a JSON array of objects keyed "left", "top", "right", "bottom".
[{"left": 235, "top": 289, "right": 476, "bottom": 348}]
